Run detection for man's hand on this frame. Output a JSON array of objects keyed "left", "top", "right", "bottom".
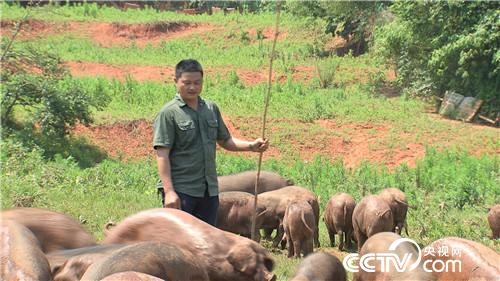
[
  {"left": 163, "top": 189, "right": 181, "bottom": 209},
  {"left": 249, "top": 138, "right": 269, "bottom": 152}
]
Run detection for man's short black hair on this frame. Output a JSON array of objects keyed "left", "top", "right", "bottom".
[{"left": 175, "top": 59, "right": 203, "bottom": 79}]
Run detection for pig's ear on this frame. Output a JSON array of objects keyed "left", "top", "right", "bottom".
[{"left": 227, "top": 245, "right": 257, "bottom": 275}]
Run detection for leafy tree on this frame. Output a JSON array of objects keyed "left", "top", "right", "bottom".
[
  {"left": 286, "top": 1, "right": 389, "bottom": 56},
  {"left": 1, "top": 43, "right": 109, "bottom": 138},
  {"left": 375, "top": 1, "right": 499, "bottom": 116},
  {"left": 1, "top": 17, "right": 110, "bottom": 164}
]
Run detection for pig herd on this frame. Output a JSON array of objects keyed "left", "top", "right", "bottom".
[{"left": 1, "top": 170, "right": 499, "bottom": 281}]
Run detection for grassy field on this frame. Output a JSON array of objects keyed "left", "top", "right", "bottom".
[{"left": 1, "top": 3, "right": 499, "bottom": 280}]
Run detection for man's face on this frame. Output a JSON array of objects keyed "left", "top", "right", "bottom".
[{"left": 174, "top": 72, "right": 203, "bottom": 103}]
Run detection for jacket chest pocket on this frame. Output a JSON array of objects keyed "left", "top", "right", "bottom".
[
  {"left": 206, "top": 119, "right": 218, "bottom": 140},
  {"left": 176, "top": 120, "right": 196, "bottom": 145}
]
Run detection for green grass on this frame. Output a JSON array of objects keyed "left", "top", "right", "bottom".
[
  {"left": 1, "top": 2, "right": 278, "bottom": 25},
  {"left": 73, "top": 75, "right": 425, "bottom": 125},
  {"left": 10, "top": 26, "right": 325, "bottom": 71},
  {"left": 1, "top": 140, "right": 499, "bottom": 280},
  {"left": 2, "top": 2, "right": 331, "bottom": 72}
]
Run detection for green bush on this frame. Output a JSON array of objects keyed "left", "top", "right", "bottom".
[
  {"left": 1, "top": 43, "right": 109, "bottom": 139},
  {"left": 374, "top": 1, "right": 499, "bottom": 116}
]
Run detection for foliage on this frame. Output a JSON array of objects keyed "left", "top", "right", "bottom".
[
  {"left": 2, "top": 139, "right": 498, "bottom": 251},
  {"left": 1, "top": 42, "right": 109, "bottom": 139},
  {"left": 374, "top": 1, "right": 499, "bottom": 116},
  {"left": 286, "top": 1, "right": 390, "bottom": 56}
]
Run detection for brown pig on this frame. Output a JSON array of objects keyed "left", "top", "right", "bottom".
[
  {"left": 216, "top": 191, "right": 268, "bottom": 241},
  {"left": 352, "top": 195, "right": 394, "bottom": 251},
  {"left": 47, "top": 244, "right": 124, "bottom": 275},
  {"left": 379, "top": 188, "right": 409, "bottom": 235},
  {"left": 49, "top": 244, "right": 125, "bottom": 281},
  {"left": 291, "top": 251, "right": 346, "bottom": 281},
  {"left": 100, "top": 271, "right": 164, "bottom": 281},
  {"left": 283, "top": 201, "right": 316, "bottom": 258},
  {"left": 353, "top": 232, "right": 435, "bottom": 281},
  {"left": 1, "top": 207, "right": 96, "bottom": 253},
  {"left": 257, "top": 186, "right": 320, "bottom": 248},
  {"left": 81, "top": 242, "right": 209, "bottom": 281},
  {"left": 218, "top": 171, "right": 293, "bottom": 194},
  {"left": 103, "top": 208, "right": 276, "bottom": 281},
  {"left": 0, "top": 220, "right": 52, "bottom": 281},
  {"left": 323, "top": 192, "right": 356, "bottom": 251},
  {"left": 422, "top": 237, "right": 500, "bottom": 281},
  {"left": 487, "top": 204, "right": 499, "bottom": 239}
]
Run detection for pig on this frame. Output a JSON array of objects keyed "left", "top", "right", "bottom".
[
  {"left": 283, "top": 201, "right": 316, "bottom": 258},
  {"left": 422, "top": 237, "right": 500, "bottom": 281},
  {"left": 103, "top": 208, "right": 276, "bottom": 281},
  {"left": 0, "top": 220, "right": 52, "bottom": 281},
  {"left": 100, "top": 271, "right": 163, "bottom": 281},
  {"left": 379, "top": 188, "right": 409, "bottom": 235},
  {"left": 290, "top": 251, "right": 346, "bottom": 281},
  {"left": 218, "top": 171, "right": 293, "bottom": 194},
  {"left": 352, "top": 195, "right": 394, "bottom": 251},
  {"left": 257, "top": 186, "right": 320, "bottom": 248},
  {"left": 353, "top": 232, "right": 435, "bottom": 281},
  {"left": 1, "top": 207, "right": 96, "bottom": 253},
  {"left": 81, "top": 242, "right": 209, "bottom": 281},
  {"left": 487, "top": 204, "right": 499, "bottom": 239},
  {"left": 49, "top": 244, "right": 125, "bottom": 281},
  {"left": 323, "top": 192, "right": 356, "bottom": 251},
  {"left": 216, "top": 191, "right": 268, "bottom": 241},
  {"left": 46, "top": 244, "right": 125, "bottom": 280}
]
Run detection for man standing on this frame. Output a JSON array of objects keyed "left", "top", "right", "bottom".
[{"left": 153, "top": 59, "right": 269, "bottom": 226}]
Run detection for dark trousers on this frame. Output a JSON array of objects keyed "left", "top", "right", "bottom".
[{"left": 159, "top": 188, "right": 219, "bottom": 226}]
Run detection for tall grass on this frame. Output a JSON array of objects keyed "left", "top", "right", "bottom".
[
  {"left": 2, "top": 139, "right": 498, "bottom": 252},
  {"left": 13, "top": 30, "right": 328, "bottom": 70},
  {"left": 75, "top": 75, "right": 425, "bottom": 125},
  {"left": 1, "top": 2, "right": 289, "bottom": 26},
  {"left": 3, "top": 2, "right": 331, "bottom": 71}
]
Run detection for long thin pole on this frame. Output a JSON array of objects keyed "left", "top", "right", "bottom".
[{"left": 251, "top": 1, "right": 282, "bottom": 241}]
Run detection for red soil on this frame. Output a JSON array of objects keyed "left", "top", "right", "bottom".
[
  {"left": 75, "top": 117, "right": 485, "bottom": 169},
  {"left": 1, "top": 19, "right": 218, "bottom": 48},
  {"left": 70, "top": 116, "right": 425, "bottom": 167}
]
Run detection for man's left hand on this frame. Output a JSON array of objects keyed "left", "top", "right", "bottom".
[{"left": 249, "top": 138, "right": 269, "bottom": 152}]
